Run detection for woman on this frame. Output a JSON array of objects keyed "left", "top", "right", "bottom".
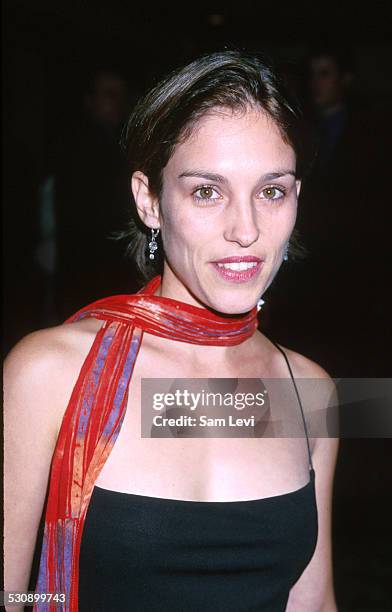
[{"left": 4, "top": 50, "right": 339, "bottom": 611}]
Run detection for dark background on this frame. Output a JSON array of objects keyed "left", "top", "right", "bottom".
[{"left": 3, "top": 2, "right": 392, "bottom": 610}]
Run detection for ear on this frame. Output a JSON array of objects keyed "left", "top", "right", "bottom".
[
  {"left": 296, "top": 179, "right": 302, "bottom": 198},
  {"left": 131, "top": 171, "right": 160, "bottom": 229}
]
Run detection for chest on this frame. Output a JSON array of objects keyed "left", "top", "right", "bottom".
[{"left": 94, "top": 350, "right": 313, "bottom": 502}]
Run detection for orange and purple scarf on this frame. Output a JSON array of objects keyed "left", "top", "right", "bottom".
[{"left": 33, "top": 275, "right": 258, "bottom": 611}]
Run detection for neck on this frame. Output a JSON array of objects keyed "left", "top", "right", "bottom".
[
  {"left": 156, "top": 265, "right": 257, "bottom": 317},
  {"left": 156, "top": 268, "right": 208, "bottom": 309},
  {"left": 150, "top": 269, "right": 259, "bottom": 362}
]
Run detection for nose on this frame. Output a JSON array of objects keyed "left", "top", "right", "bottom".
[{"left": 223, "top": 199, "right": 260, "bottom": 248}]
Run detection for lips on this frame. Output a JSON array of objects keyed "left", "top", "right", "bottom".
[
  {"left": 212, "top": 256, "right": 262, "bottom": 264},
  {"left": 210, "top": 256, "right": 263, "bottom": 283}
]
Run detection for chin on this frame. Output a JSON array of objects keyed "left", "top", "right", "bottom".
[
  {"left": 184, "top": 272, "right": 262, "bottom": 315},
  {"left": 205, "top": 292, "right": 258, "bottom": 316}
]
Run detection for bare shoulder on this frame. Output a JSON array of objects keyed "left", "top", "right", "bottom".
[
  {"left": 4, "top": 317, "right": 103, "bottom": 385},
  {"left": 4, "top": 318, "right": 104, "bottom": 438},
  {"left": 274, "top": 342, "right": 333, "bottom": 380},
  {"left": 275, "top": 342, "right": 338, "bottom": 405},
  {"left": 270, "top": 342, "right": 339, "bottom": 451}
]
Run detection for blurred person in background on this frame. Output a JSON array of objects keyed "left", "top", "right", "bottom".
[
  {"left": 51, "top": 67, "right": 137, "bottom": 320},
  {"left": 266, "top": 44, "right": 389, "bottom": 377},
  {"left": 306, "top": 45, "right": 356, "bottom": 174}
]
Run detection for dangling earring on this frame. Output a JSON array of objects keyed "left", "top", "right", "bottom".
[
  {"left": 256, "top": 296, "right": 265, "bottom": 312},
  {"left": 148, "top": 228, "right": 160, "bottom": 260},
  {"left": 283, "top": 243, "right": 289, "bottom": 261}
]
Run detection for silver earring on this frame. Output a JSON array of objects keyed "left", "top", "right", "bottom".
[
  {"left": 283, "top": 243, "right": 289, "bottom": 261},
  {"left": 148, "top": 228, "right": 160, "bottom": 260},
  {"left": 256, "top": 296, "right": 265, "bottom": 312}
]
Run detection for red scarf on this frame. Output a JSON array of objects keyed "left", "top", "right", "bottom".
[{"left": 34, "top": 275, "right": 258, "bottom": 611}]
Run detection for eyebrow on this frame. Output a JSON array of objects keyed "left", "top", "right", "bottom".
[{"left": 178, "top": 169, "right": 297, "bottom": 183}]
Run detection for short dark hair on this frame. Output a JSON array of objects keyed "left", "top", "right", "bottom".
[{"left": 119, "top": 49, "right": 307, "bottom": 281}]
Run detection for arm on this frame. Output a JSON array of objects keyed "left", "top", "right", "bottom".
[
  {"left": 286, "top": 436, "right": 339, "bottom": 611},
  {"left": 284, "top": 353, "right": 339, "bottom": 611},
  {"left": 4, "top": 331, "right": 64, "bottom": 611}
]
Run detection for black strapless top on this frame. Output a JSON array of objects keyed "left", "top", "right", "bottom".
[{"left": 78, "top": 342, "right": 318, "bottom": 611}]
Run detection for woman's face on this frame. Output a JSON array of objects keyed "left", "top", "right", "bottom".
[{"left": 157, "top": 107, "right": 300, "bottom": 314}]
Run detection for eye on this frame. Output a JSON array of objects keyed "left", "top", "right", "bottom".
[
  {"left": 193, "top": 185, "right": 221, "bottom": 203},
  {"left": 259, "top": 186, "right": 286, "bottom": 201}
]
